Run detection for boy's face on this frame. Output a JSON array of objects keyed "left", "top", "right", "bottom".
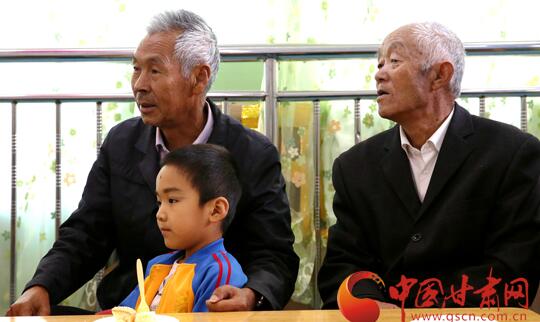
[{"left": 155, "top": 165, "right": 212, "bottom": 252}]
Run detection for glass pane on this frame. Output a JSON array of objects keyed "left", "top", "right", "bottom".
[
  {"left": 0, "top": 62, "right": 132, "bottom": 96},
  {"left": 358, "top": 99, "right": 395, "bottom": 141},
  {"left": 277, "top": 101, "right": 315, "bottom": 306},
  {"left": 484, "top": 97, "right": 521, "bottom": 129},
  {"left": 102, "top": 102, "right": 139, "bottom": 137},
  {"left": 457, "top": 97, "right": 480, "bottom": 116},
  {"left": 213, "top": 62, "right": 264, "bottom": 91},
  {"left": 277, "top": 56, "right": 540, "bottom": 94},
  {"left": 278, "top": 59, "right": 376, "bottom": 91},
  {"left": 527, "top": 98, "right": 540, "bottom": 139},
  {"left": 61, "top": 103, "right": 98, "bottom": 224},
  {"left": 0, "top": 104, "right": 12, "bottom": 313},
  {"left": 463, "top": 56, "right": 540, "bottom": 89},
  {"left": 319, "top": 100, "right": 354, "bottom": 250},
  {"left": 15, "top": 103, "right": 56, "bottom": 297}
]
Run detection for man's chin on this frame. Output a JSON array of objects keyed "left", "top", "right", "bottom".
[
  {"left": 140, "top": 115, "right": 159, "bottom": 126},
  {"left": 377, "top": 106, "right": 396, "bottom": 122}
]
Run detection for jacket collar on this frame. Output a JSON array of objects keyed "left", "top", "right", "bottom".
[
  {"left": 157, "top": 238, "right": 227, "bottom": 265},
  {"left": 381, "top": 103, "right": 474, "bottom": 220}
]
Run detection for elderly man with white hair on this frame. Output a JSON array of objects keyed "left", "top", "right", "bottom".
[
  {"left": 8, "top": 9, "right": 298, "bottom": 315},
  {"left": 319, "top": 22, "right": 539, "bottom": 308}
]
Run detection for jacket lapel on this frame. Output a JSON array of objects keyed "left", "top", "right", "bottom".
[
  {"left": 207, "top": 99, "right": 227, "bottom": 146},
  {"left": 135, "top": 124, "right": 160, "bottom": 194},
  {"left": 381, "top": 126, "right": 422, "bottom": 220},
  {"left": 418, "top": 104, "right": 475, "bottom": 218}
]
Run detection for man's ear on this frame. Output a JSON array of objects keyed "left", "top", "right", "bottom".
[
  {"left": 191, "top": 64, "right": 211, "bottom": 95},
  {"left": 208, "top": 197, "right": 229, "bottom": 224},
  {"left": 431, "top": 61, "right": 454, "bottom": 92}
]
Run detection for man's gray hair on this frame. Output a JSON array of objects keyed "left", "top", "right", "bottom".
[
  {"left": 409, "top": 22, "right": 465, "bottom": 98},
  {"left": 147, "top": 10, "right": 220, "bottom": 92}
]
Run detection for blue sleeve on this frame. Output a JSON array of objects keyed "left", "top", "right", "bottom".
[
  {"left": 119, "top": 287, "right": 140, "bottom": 308},
  {"left": 191, "top": 253, "right": 247, "bottom": 312}
]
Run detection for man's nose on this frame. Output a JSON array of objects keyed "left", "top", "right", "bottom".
[
  {"left": 132, "top": 71, "right": 150, "bottom": 93},
  {"left": 374, "top": 67, "right": 386, "bottom": 84}
]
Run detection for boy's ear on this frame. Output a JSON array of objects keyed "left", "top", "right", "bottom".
[{"left": 208, "top": 197, "right": 229, "bottom": 223}]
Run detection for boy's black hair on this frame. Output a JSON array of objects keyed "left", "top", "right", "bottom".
[{"left": 161, "top": 144, "right": 242, "bottom": 232}]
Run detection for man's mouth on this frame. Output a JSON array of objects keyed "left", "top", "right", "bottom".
[
  {"left": 138, "top": 103, "right": 156, "bottom": 112},
  {"left": 377, "top": 89, "right": 389, "bottom": 97},
  {"left": 376, "top": 89, "right": 389, "bottom": 101}
]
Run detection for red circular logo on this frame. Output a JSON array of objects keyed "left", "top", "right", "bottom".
[{"left": 337, "top": 272, "right": 381, "bottom": 322}]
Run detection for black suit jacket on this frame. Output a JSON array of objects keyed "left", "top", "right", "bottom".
[
  {"left": 319, "top": 104, "right": 540, "bottom": 308},
  {"left": 27, "top": 100, "right": 299, "bottom": 310}
]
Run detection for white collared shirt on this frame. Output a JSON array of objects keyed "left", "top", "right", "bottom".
[
  {"left": 400, "top": 108, "right": 454, "bottom": 202},
  {"left": 155, "top": 101, "right": 214, "bottom": 160}
]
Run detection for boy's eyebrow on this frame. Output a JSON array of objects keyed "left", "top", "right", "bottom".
[{"left": 156, "top": 187, "right": 182, "bottom": 194}]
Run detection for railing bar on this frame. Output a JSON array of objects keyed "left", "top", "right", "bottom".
[
  {"left": 313, "top": 100, "right": 322, "bottom": 309},
  {"left": 354, "top": 99, "right": 361, "bottom": 144},
  {"left": 2, "top": 89, "right": 540, "bottom": 103},
  {"left": 211, "top": 92, "right": 266, "bottom": 100},
  {"left": 223, "top": 99, "right": 229, "bottom": 116},
  {"left": 265, "top": 58, "right": 278, "bottom": 145},
  {"left": 10, "top": 101, "right": 17, "bottom": 305},
  {"left": 96, "top": 102, "right": 103, "bottom": 156},
  {"left": 55, "top": 101, "right": 61, "bottom": 239},
  {"left": 0, "top": 92, "right": 268, "bottom": 103},
  {"left": 520, "top": 96, "right": 528, "bottom": 132},
  {"left": 1, "top": 42, "right": 540, "bottom": 61},
  {"left": 479, "top": 96, "right": 486, "bottom": 118}
]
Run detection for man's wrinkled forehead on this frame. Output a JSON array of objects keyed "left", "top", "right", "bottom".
[
  {"left": 133, "top": 31, "right": 179, "bottom": 63},
  {"left": 377, "top": 29, "right": 419, "bottom": 59},
  {"left": 378, "top": 41, "right": 410, "bottom": 59}
]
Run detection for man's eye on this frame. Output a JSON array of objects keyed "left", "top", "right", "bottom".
[
  {"left": 151, "top": 69, "right": 160, "bottom": 74},
  {"left": 390, "top": 59, "right": 400, "bottom": 64},
  {"left": 168, "top": 199, "right": 177, "bottom": 204},
  {"left": 133, "top": 66, "right": 140, "bottom": 72},
  {"left": 377, "top": 62, "right": 384, "bottom": 69}
]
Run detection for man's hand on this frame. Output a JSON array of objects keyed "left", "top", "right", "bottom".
[
  {"left": 206, "top": 286, "right": 256, "bottom": 312},
  {"left": 6, "top": 286, "right": 51, "bottom": 316}
]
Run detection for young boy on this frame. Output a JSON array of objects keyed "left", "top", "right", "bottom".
[{"left": 119, "top": 144, "right": 247, "bottom": 313}]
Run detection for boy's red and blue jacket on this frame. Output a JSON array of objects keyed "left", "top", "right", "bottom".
[{"left": 119, "top": 238, "right": 247, "bottom": 313}]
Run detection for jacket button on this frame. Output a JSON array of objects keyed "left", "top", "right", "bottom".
[{"left": 411, "top": 233, "right": 422, "bottom": 242}]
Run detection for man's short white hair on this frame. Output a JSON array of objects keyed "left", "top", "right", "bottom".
[
  {"left": 147, "top": 10, "right": 219, "bottom": 93},
  {"left": 408, "top": 22, "right": 465, "bottom": 98}
]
